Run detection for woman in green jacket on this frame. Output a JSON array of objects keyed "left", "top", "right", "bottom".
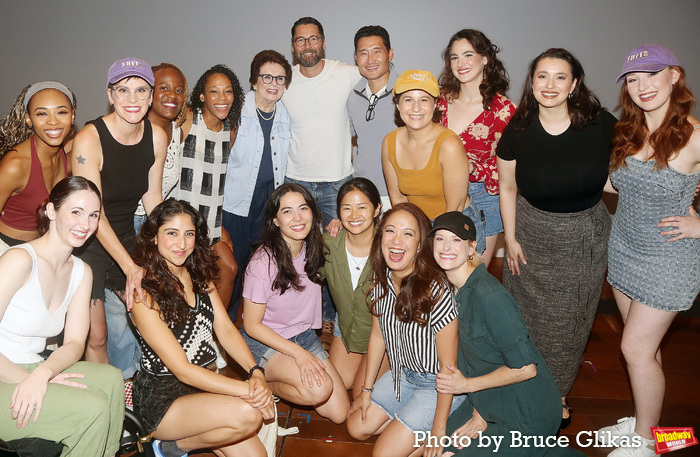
[{"left": 322, "top": 178, "right": 389, "bottom": 399}]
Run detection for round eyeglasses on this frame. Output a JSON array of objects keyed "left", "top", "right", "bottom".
[
  {"left": 293, "top": 35, "right": 321, "bottom": 48},
  {"left": 259, "top": 74, "right": 287, "bottom": 86}
]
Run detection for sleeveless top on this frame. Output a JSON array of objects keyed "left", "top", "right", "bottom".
[
  {"left": 172, "top": 111, "right": 230, "bottom": 243},
  {"left": 135, "top": 122, "right": 182, "bottom": 216},
  {"left": 89, "top": 117, "right": 155, "bottom": 237},
  {"left": 387, "top": 128, "right": 456, "bottom": 219},
  {"left": 608, "top": 142, "right": 700, "bottom": 310},
  {"left": 0, "top": 137, "right": 68, "bottom": 231},
  {"left": 136, "top": 293, "right": 217, "bottom": 375},
  {"left": 0, "top": 244, "right": 85, "bottom": 364}
]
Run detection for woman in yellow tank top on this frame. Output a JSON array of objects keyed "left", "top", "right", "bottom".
[{"left": 382, "top": 70, "right": 485, "bottom": 252}]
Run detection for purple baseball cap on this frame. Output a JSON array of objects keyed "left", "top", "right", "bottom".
[
  {"left": 106, "top": 57, "right": 155, "bottom": 89},
  {"left": 616, "top": 44, "right": 680, "bottom": 83}
]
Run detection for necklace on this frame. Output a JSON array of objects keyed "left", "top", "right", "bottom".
[
  {"left": 347, "top": 252, "right": 368, "bottom": 271},
  {"left": 256, "top": 105, "right": 276, "bottom": 121}
]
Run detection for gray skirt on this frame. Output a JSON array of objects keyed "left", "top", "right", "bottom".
[{"left": 503, "top": 196, "right": 611, "bottom": 396}]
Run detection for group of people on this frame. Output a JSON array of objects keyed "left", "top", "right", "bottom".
[{"left": 0, "top": 14, "right": 698, "bottom": 457}]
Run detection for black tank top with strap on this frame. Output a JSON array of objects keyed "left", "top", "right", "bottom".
[{"left": 88, "top": 117, "right": 155, "bottom": 236}]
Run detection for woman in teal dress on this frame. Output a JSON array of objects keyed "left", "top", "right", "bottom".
[{"left": 430, "top": 211, "right": 583, "bottom": 456}]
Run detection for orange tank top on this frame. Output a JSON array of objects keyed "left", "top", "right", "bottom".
[{"left": 387, "top": 128, "right": 456, "bottom": 219}]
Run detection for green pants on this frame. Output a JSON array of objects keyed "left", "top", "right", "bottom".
[{"left": 0, "top": 361, "right": 125, "bottom": 457}]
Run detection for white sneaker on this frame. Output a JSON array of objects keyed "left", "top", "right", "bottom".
[
  {"left": 598, "top": 416, "right": 636, "bottom": 446},
  {"left": 607, "top": 433, "right": 655, "bottom": 457}
]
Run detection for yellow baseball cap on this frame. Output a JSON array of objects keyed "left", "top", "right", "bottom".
[{"left": 393, "top": 69, "right": 440, "bottom": 98}]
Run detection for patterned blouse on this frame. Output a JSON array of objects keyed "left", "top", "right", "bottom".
[
  {"left": 173, "top": 110, "right": 230, "bottom": 244},
  {"left": 438, "top": 93, "right": 515, "bottom": 195},
  {"left": 137, "top": 293, "right": 217, "bottom": 376},
  {"left": 371, "top": 273, "right": 457, "bottom": 400}
]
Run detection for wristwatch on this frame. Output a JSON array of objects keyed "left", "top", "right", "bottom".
[{"left": 248, "top": 364, "right": 265, "bottom": 379}]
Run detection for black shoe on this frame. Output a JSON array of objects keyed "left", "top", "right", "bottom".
[{"left": 559, "top": 402, "right": 573, "bottom": 431}]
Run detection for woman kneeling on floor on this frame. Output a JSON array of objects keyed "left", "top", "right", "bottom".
[
  {"left": 0, "top": 176, "right": 124, "bottom": 456},
  {"left": 430, "top": 211, "right": 583, "bottom": 456},
  {"left": 240, "top": 183, "right": 350, "bottom": 424},
  {"left": 346, "top": 203, "right": 461, "bottom": 457},
  {"left": 130, "top": 199, "right": 274, "bottom": 457}
]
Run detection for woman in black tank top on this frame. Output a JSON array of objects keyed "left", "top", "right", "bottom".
[{"left": 70, "top": 57, "right": 168, "bottom": 369}]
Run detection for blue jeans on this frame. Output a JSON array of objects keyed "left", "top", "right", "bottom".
[
  {"left": 239, "top": 328, "right": 329, "bottom": 367},
  {"left": 469, "top": 182, "right": 503, "bottom": 237},
  {"left": 133, "top": 213, "right": 147, "bottom": 234},
  {"left": 371, "top": 368, "right": 466, "bottom": 433},
  {"left": 285, "top": 176, "right": 352, "bottom": 322},
  {"left": 104, "top": 289, "right": 141, "bottom": 379},
  {"left": 463, "top": 199, "right": 487, "bottom": 255}
]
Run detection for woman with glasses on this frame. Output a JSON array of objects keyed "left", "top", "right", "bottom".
[
  {"left": 71, "top": 57, "right": 167, "bottom": 371},
  {"left": 173, "top": 64, "right": 243, "bottom": 314},
  {"left": 222, "top": 50, "right": 292, "bottom": 322}
]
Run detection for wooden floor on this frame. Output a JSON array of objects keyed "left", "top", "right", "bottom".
[{"left": 179, "top": 257, "right": 700, "bottom": 457}]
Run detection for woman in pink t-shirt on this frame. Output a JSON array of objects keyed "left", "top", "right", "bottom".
[{"left": 241, "top": 183, "right": 350, "bottom": 424}]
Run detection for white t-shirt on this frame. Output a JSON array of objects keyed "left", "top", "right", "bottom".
[{"left": 282, "top": 59, "right": 361, "bottom": 182}]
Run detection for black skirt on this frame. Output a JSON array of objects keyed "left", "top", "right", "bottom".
[{"left": 133, "top": 369, "right": 201, "bottom": 432}]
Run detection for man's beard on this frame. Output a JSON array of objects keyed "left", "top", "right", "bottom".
[{"left": 296, "top": 48, "right": 325, "bottom": 67}]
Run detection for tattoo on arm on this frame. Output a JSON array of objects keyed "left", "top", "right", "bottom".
[{"left": 76, "top": 155, "right": 86, "bottom": 165}]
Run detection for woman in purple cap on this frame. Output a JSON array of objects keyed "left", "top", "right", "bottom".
[
  {"left": 0, "top": 81, "right": 76, "bottom": 253},
  {"left": 71, "top": 57, "right": 167, "bottom": 371},
  {"left": 599, "top": 44, "right": 700, "bottom": 457}
]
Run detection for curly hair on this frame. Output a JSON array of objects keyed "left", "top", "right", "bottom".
[
  {"left": 369, "top": 203, "right": 448, "bottom": 326},
  {"left": 255, "top": 183, "right": 325, "bottom": 294},
  {"left": 511, "top": 48, "right": 602, "bottom": 130},
  {"left": 151, "top": 63, "right": 189, "bottom": 127},
  {"left": 189, "top": 64, "right": 244, "bottom": 128},
  {"left": 249, "top": 50, "right": 293, "bottom": 90},
  {"left": 610, "top": 67, "right": 695, "bottom": 171},
  {"left": 438, "top": 29, "right": 509, "bottom": 110},
  {"left": 132, "top": 199, "right": 219, "bottom": 325},
  {"left": 0, "top": 83, "right": 77, "bottom": 157}
]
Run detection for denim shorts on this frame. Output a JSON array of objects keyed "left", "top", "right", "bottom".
[
  {"left": 371, "top": 368, "right": 466, "bottom": 433},
  {"left": 462, "top": 199, "right": 486, "bottom": 254},
  {"left": 239, "top": 327, "right": 329, "bottom": 368},
  {"left": 332, "top": 313, "right": 342, "bottom": 338},
  {"left": 133, "top": 213, "right": 147, "bottom": 234},
  {"left": 469, "top": 181, "right": 503, "bottom": 237}
]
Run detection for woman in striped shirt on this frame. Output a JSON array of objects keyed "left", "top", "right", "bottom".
[{"left": 347, "top": 203, "right": 460, "bottom": 457}]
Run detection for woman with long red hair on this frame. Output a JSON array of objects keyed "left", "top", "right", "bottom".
[{"left": 600, "top": 44, "right": 700, "bottom": 457}]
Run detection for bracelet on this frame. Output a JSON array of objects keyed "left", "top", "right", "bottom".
[
  {"left": 361, "top": 386, "right": 373, "bottom": 393},
  {"left": 248, "top": 365, "right": 265, "bottom": 380}
]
